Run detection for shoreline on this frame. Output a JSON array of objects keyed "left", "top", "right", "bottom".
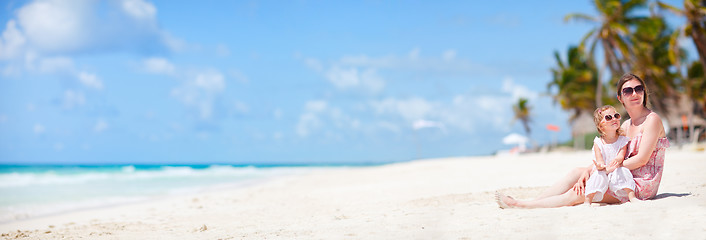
[{"left": 2, "top": 149, "right": 705, "bottom": 239}]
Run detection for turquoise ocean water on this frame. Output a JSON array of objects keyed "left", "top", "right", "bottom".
[{"left": 0, "top": 164, "right": 346, "bottom": 223}]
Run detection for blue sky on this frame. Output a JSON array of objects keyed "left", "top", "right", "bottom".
[{"left": 0, "top": 0, "right": 686, "bottom": 165}]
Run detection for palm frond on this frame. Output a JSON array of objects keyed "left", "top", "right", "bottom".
[
  {"left": 668, "top": 28, "right": 684, "bottom": 67},
  {"left": 656, "top": 1, "right": 685, "bottom": 16},
  {"left": 564, "top": 13, "right": 598, "bottom": 23},
  {"left": 578, "top": 29, "right": 598, "bottom": 53}
]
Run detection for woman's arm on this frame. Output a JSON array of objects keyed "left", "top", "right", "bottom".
[{"left": 623, "top": 113, "right": 664, "bottom": 170}]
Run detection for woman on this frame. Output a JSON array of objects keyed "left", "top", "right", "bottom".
[{"left": 496, "top": 73, "right": 670, "bottom": 208}]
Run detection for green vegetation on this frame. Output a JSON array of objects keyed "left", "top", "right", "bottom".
[{"left": 550, "top": 0, "right": 706, "bottom": 145}]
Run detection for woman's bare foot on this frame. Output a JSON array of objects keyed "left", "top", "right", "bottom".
[{"left": 495, "top": 191, "right": 518, "bottom": 209}]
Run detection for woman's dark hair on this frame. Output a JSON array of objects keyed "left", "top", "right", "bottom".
[{"left": 616, "top": 73, "right": 648, "bottom": 108}]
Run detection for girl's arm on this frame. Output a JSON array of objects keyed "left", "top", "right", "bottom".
[
  {"left": 623, "top": 113, "right": 664, "bottom": 170},
  {"left": 592, "top": 143, "right": 605, "bottom": 171},
  {"left": 606, "top": 144, "right": 627, "bottom": 173}
]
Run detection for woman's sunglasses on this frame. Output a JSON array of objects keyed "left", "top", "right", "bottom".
[
  {"left": 604, "top": 113, "right": 621, "bottom": 121},
  {"left": 621, "top": 85, "right": 644, "bottom": 96}
]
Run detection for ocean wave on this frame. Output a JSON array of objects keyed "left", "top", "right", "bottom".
[{"left": 0, "top": 165, "right": 308, "bottom": 188}]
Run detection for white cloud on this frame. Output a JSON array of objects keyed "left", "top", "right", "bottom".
[
  {"left": 324, "top": 66, "right": 384, "bottom": 93},
  {"left": 305, "top": 49, "right": 493, "bottom": 95},
  {"left": 442, "top": 49, "right": 456, "bottom": 61},
  {"left": 334, "top": 48, "right": 483, "bottom": 73},
  {"left": 413, "top": 119, "right": 446, "bottom": 131},
  {"left": 233, "top": 101, "right": 249, "bottom": 114},
  {"left": 296, "top": 100, "right": 359, "bottom": 138},
  {"left": 273, "top": 108, "right": 284, "bottom": 120},
  {"left": 194, "top": 71, "right": 225, "bottom": 92},
  {"left": 62, "top": 90, "right": 85, "bottom": 109},
  {"left": 296, "top": 100, "right": 327, "bottom": 137},
  {"left": 2, "top": 64, "right": 20, "bottom": 77},
  {"left": 171, "top": 70, "right": 227, "bottom": 120},
  {"left": 370, "top": 97, "right": 434, "bottom": 122},
  {"left": 369, "top": 92, "right": 515, "bottom": 134},
  {"left": 143, "top": 57, "right": 175, "bottom": 75},
  {"left": 16, "top": 0, "right": 90, "bottom": 53},
  {"left": 305, "top": 100, "right": 327, "bottom": 112},
  {"left": 273, "top": 131, "right": 283, "bottom": 140},
  {"left": 326, "top": 67, "right": 358, "bottom": 89},
  {"left": 78, "top": 71, "right": 103, "bottom": 90},
  {"left": 53, "top": 142, "right": 64, "bottom": 151},
  {"left": 408, "top": 47, "right": 420, "bottom": 60},
  {"left": 304, "top": 58, "right": 324, "bottom": 72},
  {"left": 294, "top": 79, "right": 540, "bottom": 139},
  {"left": 502, "top": 77, "right": 537, "bottom": 101},
  {"left": 37, "top": 56, "right": 74, "bottom": 73},
  {"left": 0, "top": 20, "right": 26, "bottom": 60},
  {"left": 33, "top": 123, "right": 45, "bottom": 134},
  {"left": 296, "top": 111, "right": 321, "bottom": 138},
  {"left": 94, "top": 119, "right": 108, "bottom": 133},
  {"left": 5, "top": 0, "right": 172, "bottom": 57},
  {"left": 120, "top": 0, "right": 157, "bottom": 21}
]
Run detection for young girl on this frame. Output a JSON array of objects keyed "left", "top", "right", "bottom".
[{"left": 583, "top": 105, "right": 638, "bottom": 205}]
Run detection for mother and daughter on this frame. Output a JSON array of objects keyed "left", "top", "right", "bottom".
[{"left": 497, "top": 73, "right": 670, "bottom": 208}]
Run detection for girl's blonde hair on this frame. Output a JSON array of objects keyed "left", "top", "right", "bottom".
[{"left": 593, "top": 105, "right": 624, "bottom": 137}]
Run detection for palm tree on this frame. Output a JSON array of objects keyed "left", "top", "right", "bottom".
[
  {"left": 684, "top": 60, "right": 706, "bottom": 141},
  {"left": 686, "top": 60, "right": 706, "bottom": 112},
  {"left": 657, "top": 0, "right": 706, "bottom": 74},
  {"left": 630, "top": 15, "right": 681, "bottom": 115},
  {"left": 548, "top": 46, "right": 605, "bottom": 121},
  {"left": 656, "top": 0, "right": 706, "bottom": 139},
  {"left": 512, "top": 98, "right": 532, "bottom": 139},
  {"left": 565, "top": 0, "right": 648, "bottom": 79}
]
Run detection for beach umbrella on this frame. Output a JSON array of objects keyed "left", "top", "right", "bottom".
[
  {"left": 546, "top": 124, "right": 560, "bottom": 132},
  {"left": 502, "top": 133, "right": 528, "bottom": 145},
  {"left": 546, "top": 124, "right": 560, "bottom": 147}
]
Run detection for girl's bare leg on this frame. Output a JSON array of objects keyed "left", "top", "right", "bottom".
[
  {"left": 535, "top": 167, "right": 587, "bottom": 199},
  {"left": 584, "top": 193, "right": 595, "bottom": 205},
  {"left": 626, "top": 190, "right": 640, "bottom": 202}
]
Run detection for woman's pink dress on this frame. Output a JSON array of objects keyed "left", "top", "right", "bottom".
[{"left": 608, "top": 135, "right": 670, "bottom": 202}]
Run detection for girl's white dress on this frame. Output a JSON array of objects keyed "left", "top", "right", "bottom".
[{"left": 585, "top": 136, "right": 635, "bottom": 202}]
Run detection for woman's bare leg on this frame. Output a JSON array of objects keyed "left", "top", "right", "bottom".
[
  {"left": 512, "top": 189, "right": 584, "bottom": 208},
  {"left": 535, "top": 167, "right": 587, "bottom": 199}
]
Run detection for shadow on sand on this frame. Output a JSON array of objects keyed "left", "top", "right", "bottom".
[{"left": 652, "top": 192, "right": 691, "bottom": 200}]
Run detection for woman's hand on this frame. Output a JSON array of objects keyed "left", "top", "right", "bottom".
[
  {"left": 572, "top": 169, "right": 589, "bottom": 196},
  {"left": 572, "top": 180, "right": 584, "bottom": 196}
]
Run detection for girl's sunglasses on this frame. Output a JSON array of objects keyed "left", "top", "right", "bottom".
[
  {"left": 604, "top": 113, "right": 621, "bottom": 121},
  {"left": 621, "top": 85, "right": 644, "bottom": 96}
]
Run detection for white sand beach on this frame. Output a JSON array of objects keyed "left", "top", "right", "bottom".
[{"left": 2, "top": 149, "right": 705, "bottom": 239}]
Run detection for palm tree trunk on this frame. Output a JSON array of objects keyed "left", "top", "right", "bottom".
[
  {"left": 689, "top": 25, "right": 706, "bottom": 75},
  {"left": 601, "top": 40, "right": 618, "bottom": 75},
  {"left": 602, "top": 40, "right": 621, "bottom": 77},
  {"left": 596, "top": 67, "right": 603, "bottom": 107}
]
